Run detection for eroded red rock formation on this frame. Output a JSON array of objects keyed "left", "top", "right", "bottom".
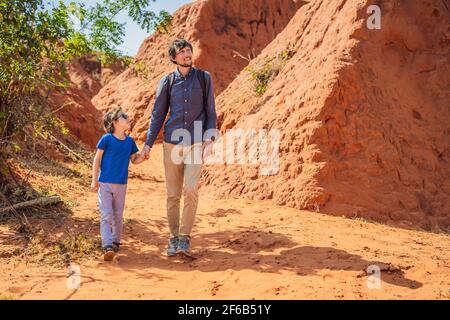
[{"left": 200, "top": 0, "right": 450, "bottom": 230}]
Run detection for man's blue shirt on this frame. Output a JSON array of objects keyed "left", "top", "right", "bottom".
[{"left": 145, "top": 67, "right": 217, "bottom": 147}]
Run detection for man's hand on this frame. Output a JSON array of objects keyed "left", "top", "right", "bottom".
[
  {"left": 142, "top": 145, "right": 151, "bottom": 160},
  {"left": 131, "top": 151, "right": 148, "bottom": 164},
  {"left": 90, "top": 180, "right": 99, "bottom": 193},
  {"left": 202, "top": 140, "right": 214, "bottom": 161}
]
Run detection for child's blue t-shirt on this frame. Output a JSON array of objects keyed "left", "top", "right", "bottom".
[{"left": 96, "top": 133, "right": 139, "bottom": 184}]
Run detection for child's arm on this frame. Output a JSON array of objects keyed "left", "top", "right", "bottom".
[
  {"left": 130, "top": 152, "right": 146, "bottom": 165},
  {"left": 91, "top": 149, "right": 104, "bottom": 192}
]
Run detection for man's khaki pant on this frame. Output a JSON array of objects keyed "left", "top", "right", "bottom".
[{"left": 163, "top": 142, "right": 203, "bottom": 237}]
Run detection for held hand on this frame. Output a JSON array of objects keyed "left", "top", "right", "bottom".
[
  {"left": 142, "top": 145, "right": 151, "bottom": 160},
  {"left": 90, "top": 180, "right": 99, "bottom": 193},
  {"left": 139, "top": 151, "right": 148, "bottom": 163},
  {"left": 202, "top": 140, "right": 213, "bottom": 161}
]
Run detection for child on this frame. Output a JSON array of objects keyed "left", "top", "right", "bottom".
[{"left": 91, "top": 107, "right": 145, "bottom": 261}]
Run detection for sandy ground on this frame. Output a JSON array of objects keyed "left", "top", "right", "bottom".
[{"left": 0, "top": 144, "right": 449, "bottom": 300}]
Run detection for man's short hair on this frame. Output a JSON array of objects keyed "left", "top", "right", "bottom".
[
  {"left": 168, "top": 39, "right": 193, "bottom": 64},
  {"left": 103, "top": 107, "right": 123, "bottom": 133}
]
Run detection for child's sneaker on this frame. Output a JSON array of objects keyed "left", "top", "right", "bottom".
[
  {"left": 166, "top": 236, "right": 179, "bottom": 257},
  {"left": 103, "top": 246, "right": 115, "bottom": 261},
  {"left": 112, "top": 242, "right": 121, "bottom": 253}
]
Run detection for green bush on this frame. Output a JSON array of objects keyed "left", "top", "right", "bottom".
[{"left": 247, "top": 46, "right": 295, "bottom": 97}]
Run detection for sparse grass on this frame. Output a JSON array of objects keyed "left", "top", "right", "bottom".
[
  {"left": 351, "top": 213, "right": 372, "bottom": 223},
  {"left": 61, "top": 196, "right": 81, "bottom": 209},
  {"left": 21, "top": 228, "right": 101, "bottom": 266},
  {"left": 0, "top": 294, "right": 15, "bottom": 300},
  {"left": 313, "top": 204, "right": 321, "bottom": 213},
  {"left": 350, "top": 213, "right": 386, "bottom": 229},
  {"left": 124, "top": 218, "right": 137, "bottom": 225},
  {"left": 438, "top": 226, "right": 450, "bottom": 236},
  {"left": 246, "top": 45, "right": 295, "bottom": 96},
  {"left": 133, "top": 60, "right": 154, "bottom": 80},
  {"left": 0, "top": 146, "right": 92, "bottom": 213},
  {"left": 16, "top": 152, "right": 90, "bottom": 181},
  {"left": 437, "top": 288, "right": 450, "bottom": 299},
  {"left": 56, "top": 232, "right": 102, "bottom": 263}
]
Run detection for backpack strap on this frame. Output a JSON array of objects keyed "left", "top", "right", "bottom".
[
  {"left": 166, "top": 71, "right": 175, "bottom": 103},
  {"left": 195, "top": 68, "right": 208, "bottom": 109}
]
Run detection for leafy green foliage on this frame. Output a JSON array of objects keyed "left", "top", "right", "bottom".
[
  {"left": 65, "top": 0, "right": 173, "bottom": 60},
  {"left": 154, "top": 10, "right": 173, "bottom": 33},
  {"left": 0, "top": 0, "right": 172, "bottom": 146}
]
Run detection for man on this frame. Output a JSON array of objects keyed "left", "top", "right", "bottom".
[{"left": 142, "top": 39, "right": 217, "bottom": 257}]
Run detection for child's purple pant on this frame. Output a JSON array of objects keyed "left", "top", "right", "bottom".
[{"left": 98, "top": 182, "right": 127, "bottom": 248}]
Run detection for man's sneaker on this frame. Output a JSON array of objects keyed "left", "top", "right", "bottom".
[
  {"left": 103, "top": 246, "right": 115, "bottom": 261},
  {"left": 176, "top": 235, "right": 192, "bottom": 257},
  {"left": 112, "top": 242, "right": 121, "bottom": 253},
  {"left": 166, "top": 236, "right": 179, "bottom": 257}
]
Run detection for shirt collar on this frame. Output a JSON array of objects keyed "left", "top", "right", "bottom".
[{"left": 174, "top": 66, "right": 194, "bottom": 79}]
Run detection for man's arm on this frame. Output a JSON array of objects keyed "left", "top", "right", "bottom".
[
  {"left": 144, "top": 76, "right": 170, "bottom": 150},
  {"left": 204, "top": 71, "right": 217, "bottom": 134},
  {"left": 202, "top": 72, "right": 218, "bottom": 160},
  {"left": 91, "top": 149, "right": 104, "bottom": 192}
]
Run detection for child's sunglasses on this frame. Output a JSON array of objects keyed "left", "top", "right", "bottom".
[{"left": 117, "top": 113, "right": 128, "bottom": 120}]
